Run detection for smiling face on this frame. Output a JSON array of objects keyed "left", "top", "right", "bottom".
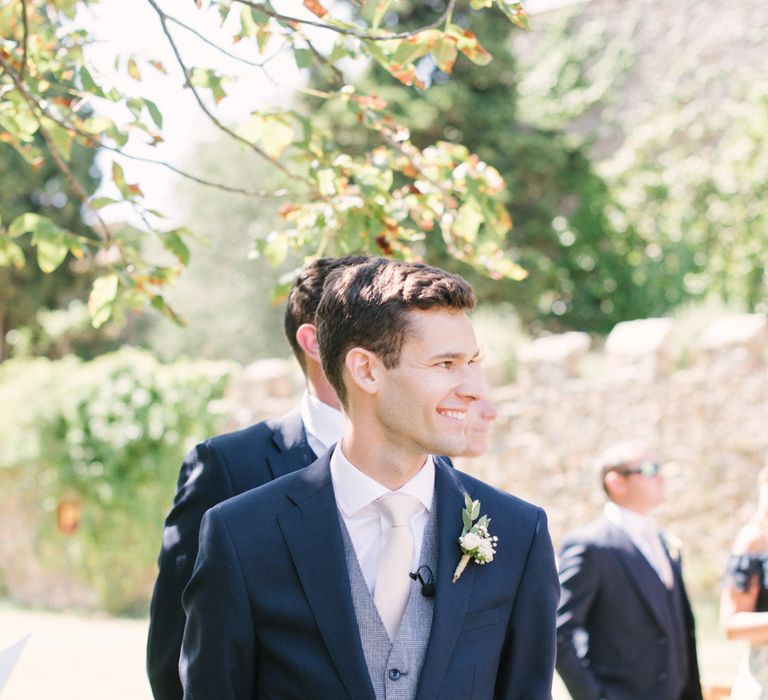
[{"left": 374, "top": 308, "right": 483, "bottom": 460}]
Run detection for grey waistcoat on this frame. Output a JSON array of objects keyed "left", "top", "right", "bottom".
[{"left": 339, "top": 503, "right": 438, "bottom": 700}]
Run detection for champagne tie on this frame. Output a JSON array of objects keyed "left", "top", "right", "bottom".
[
  {"left": 646, "top": 525, "right": 674, "bottom": 589},
  {"left": 373, "top": 493, "right": 422, "bottom": 640}
]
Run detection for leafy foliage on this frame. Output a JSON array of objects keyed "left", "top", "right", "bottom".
[
  {"left": 602, "top": 77, "right": 768, "bottom": 312},
  {"left": 0, "top": 127, "right": 101, "bottom": 360},
  {"left": 515, "top": 5, "right": 768, "bottom": 318},
  {"left": 0, "top": 0, "right": 530, "bottom": 328},
  {"left": 314, "top": 8, "right": 658, "bottom": 331},
  {"left": 0, "top": 349, "right": 234, "bottom": 612}
]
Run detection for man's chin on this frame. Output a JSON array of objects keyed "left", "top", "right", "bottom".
[{"left": 426, "top": 436, "right": 467, "bottom": 459}]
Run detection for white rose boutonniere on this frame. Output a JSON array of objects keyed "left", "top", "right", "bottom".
[{"left": 452, "top": 493, "right": 498, "bottom": 583}]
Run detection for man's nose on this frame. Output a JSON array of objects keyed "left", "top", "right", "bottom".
[{"left": 457, "top": 364, "right": 484, "bottom": 402}]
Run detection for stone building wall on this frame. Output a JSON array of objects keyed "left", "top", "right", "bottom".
[{"left": 231, "top": 313, "right": 768, "bottom": 599}]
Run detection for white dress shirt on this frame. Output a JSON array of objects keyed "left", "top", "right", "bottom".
[
  {"left": 604, "top": 501, "right": 673, "bottom": 588},
  {"left": 300, "top": 390, "right": 345, "bottom": 457},
  {"left": 330, "top": 445, "right": 435, "bottom": 595}
]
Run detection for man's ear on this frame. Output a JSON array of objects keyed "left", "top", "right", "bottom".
[
  {"left": 345, "top": 347, "right": 379, "bottom": 397},
  {"left": 295, "top": 323, "right": 320, "bottom": 363},
  {"left": 603, "top": 471, "right": 624, "bottom": 500}
]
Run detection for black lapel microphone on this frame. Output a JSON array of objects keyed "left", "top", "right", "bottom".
[{"left": 409, "top": 565, "right": 436, "bottom": 598}]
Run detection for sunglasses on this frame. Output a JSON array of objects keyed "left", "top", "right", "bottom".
[{"left": 616, "top": 461, "right": 661, "bottom": 478}]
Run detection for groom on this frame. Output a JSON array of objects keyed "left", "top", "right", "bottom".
[{"left": 180, "top": 258, "right": 558, "bottom": 699}]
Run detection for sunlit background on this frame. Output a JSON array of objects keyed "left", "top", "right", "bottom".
[{"left": 1, "top": 0, "right": 766, "bottom": 698}]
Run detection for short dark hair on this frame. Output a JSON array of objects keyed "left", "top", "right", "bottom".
[
  {"left": 316, "top": 257, "right": 476, "bottom": 406},
  {"left": 284, "top": 256, "right": 369, "bottom": 370}
]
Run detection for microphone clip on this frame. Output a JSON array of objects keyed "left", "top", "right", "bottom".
[{"left": 409, "top": 565, "right": 436, "bottom": 598}]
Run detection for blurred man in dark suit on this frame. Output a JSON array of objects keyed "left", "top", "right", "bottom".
[{"left": 556, "top": 440, "right": 703, "bottom": 700}]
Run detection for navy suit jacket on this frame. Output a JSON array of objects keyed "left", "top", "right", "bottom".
[
  {"left": 180, "top": 455, "right": 559, "bottom": 699},
  {"left": 556, "top": 517, "right": 703, "bottom": 700},
  {"left": 147, "top": 407, "right": 317, "bottom": 700}
]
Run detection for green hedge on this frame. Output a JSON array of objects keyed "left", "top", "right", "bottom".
[{"left": 0, "top": 348, "right": 235, "bottom": 614}]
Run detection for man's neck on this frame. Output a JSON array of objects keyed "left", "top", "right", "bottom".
[
  {"left": 340, "top": 424, "right": 428, "bottom": 491},
  {"left": 304, "top": 368, "right": 341, "bottom": 410}
]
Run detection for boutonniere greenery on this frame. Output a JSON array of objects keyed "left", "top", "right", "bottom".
[
  {"left": 664, "top": 532, "right": 682, "bottom": 561},
  {"left": 452, "top": 493, "right": 498, "bottom": 583}
]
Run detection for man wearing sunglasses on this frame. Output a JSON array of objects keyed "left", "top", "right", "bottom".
[{"left": 555, "top": 440, "right": 703, "bottom": 700}]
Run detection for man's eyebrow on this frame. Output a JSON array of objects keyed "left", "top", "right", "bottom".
[{"left": 426, "top": 349, "right": 481, "bottom": 361}]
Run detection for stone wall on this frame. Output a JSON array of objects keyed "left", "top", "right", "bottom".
[{"left": 229, "top": 313, "right": 768, "bottom": 599}]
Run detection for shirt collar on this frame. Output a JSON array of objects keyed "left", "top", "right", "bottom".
[
  {"left": 330, "top": 445, "right": 435, "bottom": 518},
  {"left": 300, "top": 390, "right": 344, "bottom": 452},
  {"left": 604, "top": 501, "right": 656, "bottom": 535}
]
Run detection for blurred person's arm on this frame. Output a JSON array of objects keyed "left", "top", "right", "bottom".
[
  {"left": 720, "top": 525, "right": 768, "bottom": 644},
  {"left": 555, "top": 537, "right": 606, "bottom": 700},
  {"left": 147, "top": 441, "right": 237, "bottom": 700}
]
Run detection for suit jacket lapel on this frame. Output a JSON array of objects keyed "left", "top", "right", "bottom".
[
  {"left": 416, "top": 460, "right": 477, "bottom": 700},
  {"left": 277, "top": 455, "right": 375, "bottom": 700},
  {"left": 605, "top": 520, "right": 670, "bottom": 632},
  {"left": 267, "top": 407, "right": 317, "bottom": 479}
]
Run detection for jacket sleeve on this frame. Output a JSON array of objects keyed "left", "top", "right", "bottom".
[
  {"left": 146, "top": 442, "right": 235, "bottom": 700},
  {"left": 180, "top": 507, "right": 257, "bottom": 700},
  {"left": 555, "top": 536, "right": 605, "bottom": 700},
  {"left": 495, "top": 508, "right": 560, "bottom": 699}
]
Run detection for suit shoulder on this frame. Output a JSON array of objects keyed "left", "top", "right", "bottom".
[
  {"left": 209, "top": 461, "right": 310, "bottom": 521},
  {"left": 204, "top": 419, "right": 276, "bottom": 454},
  {"left": 559, "top": 518, "right": 611, "bottom": 550}
]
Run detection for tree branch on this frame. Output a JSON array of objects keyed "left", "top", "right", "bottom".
[
  {"left": 12, "top": 93, "right": 296, "bottom": 198},
  {"left": 146, "top": 0, "right": 310, "bottom": 187},
  {"left": 19, "top": 0, "right": 29, "bottom": 81},
  {"left": 163, "top": 10, "right": 286, "bottom": 69},
  {"left": 0, "top": 53, "right": 113, "bottom": 247},
  {"left": 231, "top": 0, "right": 457, "bottom": 42}
]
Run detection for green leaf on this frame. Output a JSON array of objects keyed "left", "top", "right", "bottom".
[
  {"left": 112, "top": 161, "right": 127, "bottom": 192},
  {"left": 145, "top": 100, "right": 163, "bottom": 129},
  {"left": 8, "top": 213, "right": 73, "bottom": 271},
  {"left": 0, "top": 238, "right": 25, "bottom": 269},
  {"left": 449, "top": 26, "right": 493, "bottom": 66},
  {"left": 390, "top": 39, "right": 427, "bottom": 67},
  {"left": 163, "top": 229, "right": 191, "bottom": 266},
  {"left": 127, "top": 57, "right": 142, "bottom": 81},
  {"left": 294, "top": 48, "right": 312, "bottom": 70},
  {"left": 45, "top": 120, "right": 73, "bottom": 161},
  {"left": 497, "top": 0, "right": 529, "bottom": 29},
  {"left": 189, "top": 68, "right": 227, "bottom": 104},
  {"left": 453, "top": 200, "right": 483, "bottom": 242},
  {"left": 372, "top": 0, "right": 392, "bottom": 29},
  {"left": 240, "top": 6, "right": 258, "bottom": 37},
  {"left": 432, "top": 37, "right": 458, "bottom": 74},
  {"left": 36, "top": 234, "right": 69, "bottom": 273},
  {"left": 10, "top": 213, "right": 71, "bottom": 272},
  {"left": 79, "top": 66, "right": 105, "bottom": 97},
  {"left": 470, "top": 499, "right": 480, "bottom": 520},
  {"left": 150, "top": 294, "right": 183, "bottom": 325},
  {"left": 236, "top": 113, "right": 295, "bottom": 159},
  {"left": 88, "top": 274, "right": 119, "bottom": 328},
  {"left": 462, "top": 510, "right": 472, "bottom": 531},
  {"left": 90, "top": 197, "right": 120, "bottom": 210}
]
